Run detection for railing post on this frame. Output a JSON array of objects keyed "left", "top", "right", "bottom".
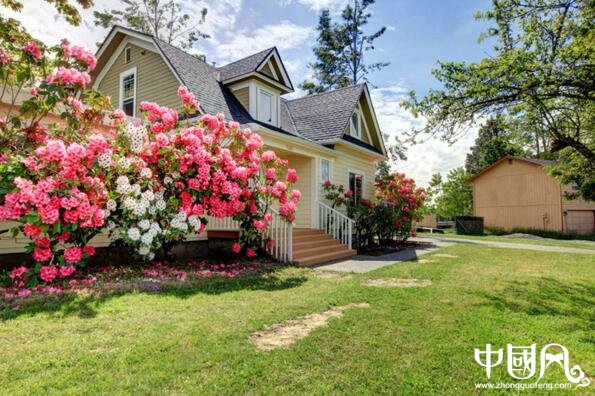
[{"left": 348, "top": 220, "right": 352, "bottom": 250}]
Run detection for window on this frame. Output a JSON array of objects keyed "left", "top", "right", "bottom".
[
  {"left": 350, "top": 111, "right": 360, "bottom": 138},
  {"left": 349, "top": 172, "right": 363, "bottom": 205},
  {"left": 125, "top": 47, "right": 132, "bottom": 63},
  {"left": 258, "top": 90, "right": 273, "bottom": 123},
  {"left": 321, "top": 159, "right": 330, "bottom": 182},
  {"left": 120, "top": 68, "right": 136, "bottom": 117}
]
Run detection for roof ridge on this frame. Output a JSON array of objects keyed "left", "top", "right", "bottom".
[
  {"left": 287, "top": 83, "right": 365, "bottom": 103},
  {"left": 153, "top": 37, "right": 216, "bottom": 69},
  {"left": 217, "top": 47, "right": 275, "bottom": 70}
]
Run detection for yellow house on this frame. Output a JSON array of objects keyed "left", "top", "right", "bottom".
[
  {"left": 86, "top": 26, "right": 388, "bottom": 265},
  {"left": 471, "top": 156, "right": 595, "bottom": 235}
]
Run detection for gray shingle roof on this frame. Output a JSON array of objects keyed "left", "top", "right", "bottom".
[
  {"left": 284, "top": 85, "right": 365, "bottom": 142},
  {"left": 512, "top": 156, "right": 557, "bottom": 166},
  {"left": 217, "top": 48, "right": 274, "bottom": 81},
  {"left": 153, "top": 38, "right": 252, "bottom": 123}
]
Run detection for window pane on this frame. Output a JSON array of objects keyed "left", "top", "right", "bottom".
[
  {"left": 351, "top": 113, "right": 359, "bottom": 137},
  {"left": 122, "top": 98, "right": 134, "bottom": 116},
  {"left": 259, "top": 91, "right": 272, "bottom": 123},
  {"left": 122, "top": 75, "right": 134, "bottom": 99},
  {"left": 348, "top": 172, "right": 363, "bottom": 205},
  {"left": 321, "top": 160, "right": 330, "bottom": 182}
]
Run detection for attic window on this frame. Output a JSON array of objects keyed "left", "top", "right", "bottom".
[
  {"left": 350, "top": 111, "right": 360, "bottom": 138},
  {"left": 125, "top": 47, "right": 131, "bottom": 63},
  {"left": 257, "top": 88, "right": 277, "bottom": 125},
  {"left": 119, "top": 67, "right": 136, "bottom": 117}
]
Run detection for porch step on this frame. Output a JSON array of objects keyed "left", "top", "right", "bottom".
[{"left": 291, "top": 228, "right": 356, "bottom": 266}]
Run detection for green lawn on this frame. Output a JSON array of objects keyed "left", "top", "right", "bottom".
[
  {"left": 1, "top": 245, "right": 593, "bottom": 394},
  {"left": 428, "top": 231, "right": 595, "bottom": 250}
]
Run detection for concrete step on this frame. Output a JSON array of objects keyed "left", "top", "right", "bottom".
[{"left": 296, "top": 248, "right": 357, "bottom": 267}]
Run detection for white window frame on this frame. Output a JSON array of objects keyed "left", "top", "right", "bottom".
[
  {"left": 256, "top": 87, "right": 278, "bottom": 126},
  {"left": 119, "top": 67, "right": 137, "bottom": 117},
  {"left": 348, "top": 169, "right": 365, "bottom": 205},
  {"left": 320, "top": 158, "right": 332, "bottom": 183},
  {"left": 350, "top": 110, "right": 361, "bottom": 139}
]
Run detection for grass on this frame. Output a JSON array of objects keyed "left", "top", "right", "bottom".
[
  {"left": 429, "top": 229, "right": 595, "bottom": 250},
  {"left": 0, "top": 245, "right": 594, "bottom": 394}
]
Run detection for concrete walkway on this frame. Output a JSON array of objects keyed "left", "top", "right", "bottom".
[
  {"left": 415, "top": 236, "right": 595, "bottom": 255},
  {"left": 314, "top": 235, "right": 594, "bottom": 274},
  {"left": 314, "top": 239, "right": 453, "bottom": 273}
]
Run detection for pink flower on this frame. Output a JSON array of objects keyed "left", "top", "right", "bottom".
[
  {"left": 286, "top": 168, "right": 299, "bottom": 183},
  {"left": 10, "top": 266, "right": 28, "bottom": 288},
  {"left": 0, "top": 47, "right": 9, "bottom": 65},
  {"left": 265, "top": 168, "right": 276, "bottom": 179},
  {"left": 64, "top": 246, "right": 83, "bottom": 264},
  {"left": 33, "top": 248, "right": 53, "bottom": 262},
  {"left": 246, "top": 248, "right": 256, "bottom": 258},
  {"left": 46, "top": 67, "right": 91, "bottom": 87},
  {"left": 81, "top": 277, "right": 96, "bottom": 286},
  {"left": 68, "top": 279, "right": 78, "bottom": 288},
  {"left": 83, "top": 246, "right": 96, "bottom": 256},
  {"left": 23, "top": 42, "right": 42, "bottom": 59},
  {"left": 231, "top": 243, "right": 242, "bottom": 254},
  {"left": 266, "top": 239, "right": 275, "bottom": 250},
  {"left": 23, "top": 224, "right": 42, "bottom": 238},
  {"left": 261, "top": 150, "right": 277, "bottom": 162},
  {"left": 17, "top": 289, "right": 32, "bottom": 297},
  {"left": 178, "top": 86, "right": 199, "bottom": 111},
  {"left": 35, "top": 237, "right": 51, "bottom": 249},
  {"left": 39, "top": 265, "right": 58, "bottom": 283},
  {"left": 253, "top": 220, "right": 267, "bottom": 231},
  {"left": 324, "top": 180, "right": 332, "bottom": 188},
  {"left": 345, "top": 190, "right": 353, "bottom": 198},
  {"left": 58, "top": 266, "right": 76, "bottom": 278}
]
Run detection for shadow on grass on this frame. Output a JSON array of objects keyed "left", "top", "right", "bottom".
[
  {"left": 0, "top": 269, "right": 308, "bottom": 321},
  {"left": 479, "top": 277, "right": 595, "bottom": 326}
]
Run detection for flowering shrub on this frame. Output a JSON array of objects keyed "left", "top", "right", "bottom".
[
  {"left": 0, "top": 20, "right": 299, "bottom": 294},
  {"left": 322, "top": 172, "right": 425, "bottom": 249}
]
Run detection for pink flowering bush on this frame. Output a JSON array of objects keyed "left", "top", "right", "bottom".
[
  {"left": 0, "top": 22, "right": 299, "bottom": 296},
  {"left": 322, "top": 172, "right": 425, "bottom": 250}
]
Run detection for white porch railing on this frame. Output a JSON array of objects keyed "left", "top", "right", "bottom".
[
  {"left": 262, "top": 207, "right": 293, "bottom": 262},
  {"left": 318, "top": 202, "right": 353, "bottom": 249},
  {"left": 206, "top": 211, "right": 293, "bottom": 262},
  {"left": 206, "top": 216, "right": 241, "bottom": 231}
]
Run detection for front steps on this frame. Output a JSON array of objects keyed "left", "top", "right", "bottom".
[{"left": 292, "top": 228, "right": 356, "bottom": 266}]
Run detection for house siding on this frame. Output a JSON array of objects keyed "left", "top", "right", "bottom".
[
  {"left": 471, "top": 158, "right": 594, "bottom": 232},
  {"left": 97, "top": 44, "right": 181, "bottom": 115},
  {"left": 233, "top": 87, "right": 250, "bottom": 111},
  {"left": 283, "top": 153, "right": 312, "bottom": 228}
]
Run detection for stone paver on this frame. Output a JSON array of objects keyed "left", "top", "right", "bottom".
[{"left": 314, "top": 240, "right": 453, "bottom": 273}]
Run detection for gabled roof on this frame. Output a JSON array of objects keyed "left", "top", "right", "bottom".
[
  {"left": 470, "top": 156, "right": 557, "bottom": 181},
  {"left": 284, "top": 85, "right": 365, "bottom": 143},
  {"left": 217, "top": 48, "right": 274, "bottom": 81},
  {"left": 93, "top": 26, "right": 385, "bottom": 157}
]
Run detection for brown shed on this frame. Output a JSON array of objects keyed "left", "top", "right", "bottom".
[{"left": 470, "top": 156, "right": 595, "bottom": 235}]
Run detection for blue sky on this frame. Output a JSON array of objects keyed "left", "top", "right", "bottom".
[{"left": 8, "top": 0, "right": 495, "bottom": 185}]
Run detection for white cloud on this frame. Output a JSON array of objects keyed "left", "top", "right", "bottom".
[
  {"left": 280, "top": 0, "right": 348, "bottom": 13},
  {"left": 210, "top": 20, "right": 314, "bottom": 63},
  {"left": 370, "top": 83, "right": 477, "bottom": 187}
]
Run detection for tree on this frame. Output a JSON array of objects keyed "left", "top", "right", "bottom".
[
  {"left": 300, "top": 0, "right": 389, "bottom": 94},
  {"left": 94, "top": 0, "right": 208, "bottom": 50},
  {"left": 465, "top": 116, "right": 525, "bottom": 174},
  {"left": 375, "top": 160, "right": 391, "bottom": 179},
  {"left": 1, "top": 0, "right": 92, "bottom": 26},
  {"left": 432, "top": 168, "right": 473, "bottom": 219},
  {"left": 403, "top": 0, "right": 594, "bottom": 200}
]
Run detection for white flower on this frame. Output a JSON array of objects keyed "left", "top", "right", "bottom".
[
  {"left": 103, "top": 209, "right": 111, "bottom": 218},
  {"left": 148, "top": 252, "right": 155, "bottom": 260},
  {"left": 130, "top": 184, "right": 141, "bottom": 196},
  {"left": 172, "top": 171, "right": 180, "bottom": 179},
  {"left": 106, "top": 199, "right": 117, "bottom": 211},
  {"left": 116, "top": 175, "right": 129, "bottom": 186},
  {"left": 155, "top": 199, "right": 166, "bottom": 211},
  {"left": 188, "top": 215, "right": 201, "bottom": 228},
  {"left": 124, "top": 123, "right": 148, "bottom": 154},
  {"left": 109, "top": 229, "right": 121, "bottom": 241},
  {"left": 154, "top": 190, "right": 164, "bottom": 200},
  {"left": 139, "top": 219, "right": 150, "bottom": 230},
  {"left": 176, "top": 211, "right": 187, "bottom": 222},
  {"left": 127, "top": 227, "right": 141, "bottom": 241},
  {"left": 123, "top": 197, "right": 136, "bottom": 210},
  {"left": 138, "top": 246, "right": 150, "bottom": 256},
  {"left": 141, "top": 233, "right": 153, "bottom": 245},
  {"left": 107, "top": 221, "right": 116, "bottom": 230},
  {"left": 163, "top": 176, "right": 173, "bottom": 185},
  {"left": 118, "top": 157, "right": 132, "bottom": 169},
  {"left": 140, "top": 167, "right": 152, "bottom": 178},
  {"left": 148, "top": 206, "right": 156, "bottom": 215},
  {"left": 150, "top": 223, "right": 161, "bottom": 233},
  {"left": 98, "top": 152, "right": 112, "bottom": 168},
  {"left": 141, "top": 190, "right": 154, "bottom": 201},
  {"left": 133, "top": 204, "right": 147, "bottom": 216}
]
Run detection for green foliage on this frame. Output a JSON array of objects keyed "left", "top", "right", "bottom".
[
  {"left": 300, "top": 0, "right": 389, "bottom": 93},
  {"left": 404, "top": 0, "right": 595, "bottom": 200},
  {"left": 549, "top": 145, "right": 595, "bottom": 201},
  {"left": 94, "top": 0, "right": 209, "bottom": 50},
  {"left": 1, "top": 0, "right": 92, "bottom": 26},
  {"left": 431, "top": 167, "right": 473, "bottom": 219},
  {"left": 465, "top": 116, "right": 525, "bottom": 174}
]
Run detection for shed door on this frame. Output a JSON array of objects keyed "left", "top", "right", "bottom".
[{"left": 565, "top": 210, "right": 595, "bottom": 235}]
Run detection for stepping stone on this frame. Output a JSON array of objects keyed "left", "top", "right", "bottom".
[
  {"left": 250, "top": 302, "right": 369, "bottom": 351},
  {"left": 433, "top": 253, "right": 458, "bottom": 258},
  {"left": 361, "top": 278, "right": 432, "bottom": 288}
]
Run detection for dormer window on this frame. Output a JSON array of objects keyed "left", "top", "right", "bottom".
[
  {"left": 350, "top": 111, "right": 360, "bottom": 138},
  {"left": 257, "top": 88, "right": 277, "bottom": 125}
]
